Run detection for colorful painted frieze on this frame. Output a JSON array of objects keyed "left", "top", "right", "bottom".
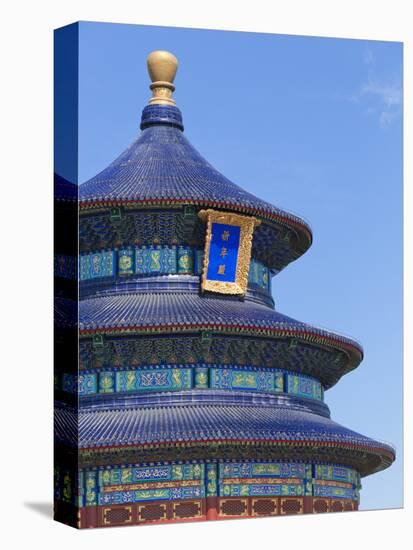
[
  {"left": 79, "top": 251, "right": 115, "bottom": 280},
  {"left": 79, "top": 373, "right": 98, "bottom": 395},
  {"left": 70, "top": 461, "right": 362, "bottom": 510},
  {"left": 118, "top": 249, "right": 135, "bottom": 276},
  {"left": 206, "top": 463, "right": 218, "bottom": 497},
  {"left": 219, "top": 481, "right": 305, "bottom": 497},
  {"left": 115, "top": 368, "right": 192, "bottom": 392},
  {"left": 78, "top": 247, "right": 272, "bottom": 291},
  {"left": 314, "top": 465, "right": 358, "bottom": 485},
  {"left": 313, "top": 483, "right": 355, "bottom": 500},
  {"left": 98, "top": 464, "right": 205, "bottom": 487},
  {"left": 194, "top": 367, "right": 209, "bottom": 389},
  {"left": 210, "top": 368, "right": 283, "bottom": 393},
  {"left": 98, "top": 485, "right": 205, "bottom": 505},
  {"left": 177, "top": 246, "right": 193, "bottom": 274},
  {"left": 219, "top": 462, "right": 311, "bottom": 479},
  {"left": 286, "top": 373, "right": 322, "bottom": 401},
  {"left": 84, "top": 471, "right": 98, "bottom": 507},
  {"left": 98, "top": 371, "right": 115, "bottom": 394},
  {"left": 63, "top": 365, "right": 328, "bottom": 401},
  {"left": 135, "top": 246, "right": 177, "bottom": 274}
]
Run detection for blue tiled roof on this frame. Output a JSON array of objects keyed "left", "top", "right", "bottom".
[
  {"left": 54, "top": 402, "right": 395, "bottom": 474},
  {"left": 79, "top": 106, "right": 311, "bottom": 247},
  {"left": 80, "top": 390, "right": 331, "bottom": 419},
  {"left": 55, "top": 296, "right": 77, "bottom": 328},
  {"left": 54, "top": 173, "right": 78, "bottom": 202},
  {"left": 79, "top": 292, "right": 362, "bottom": 360}
]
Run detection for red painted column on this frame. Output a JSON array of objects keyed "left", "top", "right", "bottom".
[
  {"left": 206, "top": 497, "right": 218, "bottom": 520},
  {"left": 206, "top": 463, "right": 218, "bottom": 520},
  {"left": 303, "top": 496, "right": 313, "bottom": 514},
  {"left": 83, "top": 505, "right": 98, "bottom": 528}
]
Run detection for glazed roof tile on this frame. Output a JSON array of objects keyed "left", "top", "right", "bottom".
[
  {"left": 54, "top": 174, "right": 78, "bottom": 202},
  {"left": 79, "top": 292, "right": 363, "bottom": 363},
  {"left": 79, "top": 106, "right": 312, "bottom": 251},
  {"left": 54, "top": 402, "right": 394, "bottom": 475}
]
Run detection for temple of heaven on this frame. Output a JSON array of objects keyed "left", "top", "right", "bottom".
[{"left": 54, "top": 50, "right": 395, "bottom": 528}]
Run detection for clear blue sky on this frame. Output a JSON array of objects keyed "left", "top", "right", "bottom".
[{"left": 77, "top": 21, "right": 403, "bottom": 511}]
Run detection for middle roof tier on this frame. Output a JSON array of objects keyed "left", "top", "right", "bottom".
[{"left": 78, "top": 292, "right": 363, "bottom": 389}]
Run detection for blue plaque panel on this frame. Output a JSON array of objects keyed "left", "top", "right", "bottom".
[
  {"left": 206, "top": 223, "right": 240, "bottom": 283},
  {"left": 199, "top": 209, "right": 259, "bottom": 295}
]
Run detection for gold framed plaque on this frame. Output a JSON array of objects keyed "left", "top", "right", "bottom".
[{"left": 198, "top": 209, "right": 260, "bottom": 295}]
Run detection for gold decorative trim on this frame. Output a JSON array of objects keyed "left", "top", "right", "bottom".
[
  {"left": 312, "top": 498, "right": 330, "bottom": 513},
  {"left": 280, "top": 497, "right": 303, "bottom": 515},
  {"left": 251, "top": 497, "right": 278, "bottom": 517},
  {"left": 102, "top": 505, "right": 132, "bottom": 525},
  {"left": 172, "top": 500, "right": 202, "bottom": 520},
  {"left": 218, "top": 498, "right": 249, "bottom": 516},
  {"left": 198, "top": 209, "right": 260, "bottom": 295},
  {"left": 137, "top": 503, "right": 167, "bottom": 522}
]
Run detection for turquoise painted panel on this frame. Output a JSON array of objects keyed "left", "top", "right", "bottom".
[
  {"left": 135, "top": 246, "right": 177, "bottom": 274},
  {"left": 62, "top": 373, "right": 97, "bottom": 395},
  {"left": 118, "top": 249, "right": 134, "bottom": 276},
  {"left": 163, "top": 247, "right": 177, "bottom": 273},
  {"left": 98, "top": 371, "right": 115, "bottom": 393},
  {"left": 79, "top": 251, "right": 115, "bottom": 280},
  {"left": 78, "top": 373, "right": 97, "bottom": 395},
  {"left": 115, "top": 368, "right": 192, "bottom": 393},
  {"left": 274, "top": 371, "right": 284, "bottom": 392},
  {"left": 177, "top": 246, "right": 193, "bottom": 274},
  {"left": 286, "top": 373, "right": 322, "bottom": 401},
  {"left": 194, "top": 367, "right": 209, "bottom": 389},
  {"left": 69, "top": 366, "right": 326, "bottom": 401},
  {"left": 210, "top": 368, "right": 280, "bottom": 393}
]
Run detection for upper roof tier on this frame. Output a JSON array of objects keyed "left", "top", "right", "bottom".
[{"left": 79, "top": 51, "right": 312, "bottom": 269}]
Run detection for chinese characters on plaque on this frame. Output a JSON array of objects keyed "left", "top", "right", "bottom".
[{"left": 198, "top": 209, "right": 260, "bottom": 295}]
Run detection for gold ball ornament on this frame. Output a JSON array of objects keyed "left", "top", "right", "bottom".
[{"left": 146, "top": 50, "right": 179, "bottom": 106}]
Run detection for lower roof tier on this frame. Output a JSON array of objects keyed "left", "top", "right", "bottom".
[{"left": 54, "top": 401, "right": 394, "bottom": 477}]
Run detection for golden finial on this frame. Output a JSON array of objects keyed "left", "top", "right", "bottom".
[{"left": 147, "top": 50, "right": 178, "bottom": 106}]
